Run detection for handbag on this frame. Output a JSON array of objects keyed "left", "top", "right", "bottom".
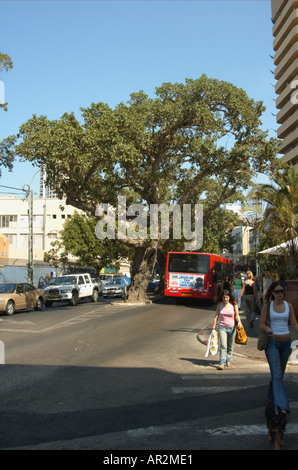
[
  {"left": 257, "top": 302, "right": 270, "bottom": 351},
  {"left": 235, "top": 324, "right": 248, "bottom": 345}
]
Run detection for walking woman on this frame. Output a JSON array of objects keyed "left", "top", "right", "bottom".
[
  {"left": 232, "top": 273, "right": 243, "bottom": 308},
  {"left": 212, "top": 291, "right": 241, "bottom": 370},
  {"left": 260, "top": 281, "right": 298, "bottom": 414},
  {"left": 238, "top": 271, "right": 258, "bottom": 327}
]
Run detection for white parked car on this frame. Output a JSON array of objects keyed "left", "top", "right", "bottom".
[{"left": 43, "top": 273, "right": 100, "bottom": 306}]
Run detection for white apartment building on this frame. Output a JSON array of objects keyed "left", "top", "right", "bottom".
[
  {"left": 231, "top": 225, "right": 252, "bottom": 264},
  {"left": 271, "top": 0, "right": 298, "bottom": 169},
  {"left": 0, "top": 195, "right": 83, "bottom": 265}
]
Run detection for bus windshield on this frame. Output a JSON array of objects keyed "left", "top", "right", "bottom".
[{"left": 168, "top": 253, "right": 210, "bottom": 274}]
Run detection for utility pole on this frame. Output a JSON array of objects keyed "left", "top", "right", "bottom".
[
  {"left": 24, "top": 169, "right": 40, "bottom": 285},
  {"left": 23, "top": 184, "right": 33, "bottom": 284},
  {"left": 28, "top": 188, "right": 33, "bottom": 284}
]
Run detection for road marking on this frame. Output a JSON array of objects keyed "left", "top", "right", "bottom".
[
  {"left": 172, "top": 384, "right": 260, "bottom": 395},
  {"left": 0, "top": 303, "right": 136, "bottom": 333},
  {"left": 181, "top": 374, "right": 269, "bottom": 380},
  {"left": 127, "top": 420, "right": 298, "bottom": 438},
  {"left": 204, "top": 423, "right": 298, "bottom": 436}
]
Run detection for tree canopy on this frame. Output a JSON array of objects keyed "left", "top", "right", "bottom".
[
  {"left": 0, "top": 52, "right": 14, "bottom": 176},
  {"left": 45, "top": 211, "right": 133, "bottom": 273},
  {"left": 245, "top": 167, "right": 298, "bottom": 278},
  {"left": 0, "top": 52, "right": 13, "bottom": 112},
  {"left": 0, "top": 75, "right": 282, "bottom": 299}
]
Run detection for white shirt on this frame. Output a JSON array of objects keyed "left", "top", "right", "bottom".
[{"left": 270, "top": 301, "right": 290, "bottom": 336}]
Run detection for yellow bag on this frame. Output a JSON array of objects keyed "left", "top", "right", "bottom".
[{"left": 235, "top": 324, "right": 248, "bottom": 345}]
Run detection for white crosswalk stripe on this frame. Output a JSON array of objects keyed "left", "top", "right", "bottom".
[
  {"left": 127, "top": 421, "right": 298, "bottom": 438},
  {"left": 128, "top": 374, "right": 298, "bottom": 440}
]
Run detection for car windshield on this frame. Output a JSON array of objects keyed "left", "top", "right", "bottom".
[
  {"left": 51, "top": 276, "right": 77, "bottom": 285},
  {"left": 0, "top": 283, "right": 16, "bottom": 293},
  {"left": 108, "top": 279, "right": 122, "bottom": 285},
  {"left": 99, "top": 275, "right": 113, "bottom": 280}
]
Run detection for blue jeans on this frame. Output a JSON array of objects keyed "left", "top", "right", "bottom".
[
  {"left": 265, "top": 338, "right": 292, "bottom": 412},
  {"left": 233, "top": 288, "right": 242, "bottom": 308},
  {"left": 218, "top": 326, "right": 236, "bottom": 367}
]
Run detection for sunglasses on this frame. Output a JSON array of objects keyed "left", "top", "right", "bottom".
[{"left": 273, "top": 289, "right": 284, "bottom": 294}]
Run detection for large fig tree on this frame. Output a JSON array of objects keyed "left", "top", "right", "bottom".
[{"left": 0, "top": 75, "right": 281, "bottom": 300}]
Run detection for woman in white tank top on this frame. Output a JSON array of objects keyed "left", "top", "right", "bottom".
[{"left": 260, "top": 281, "right": 298, "bottom": 414}]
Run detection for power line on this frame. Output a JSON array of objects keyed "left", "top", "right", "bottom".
[{"left": 0, "top": 184, "right": 26, "bottom": 192}]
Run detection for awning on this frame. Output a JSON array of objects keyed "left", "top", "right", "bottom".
[{"left": 258, "top": 237, "right": 298, "bottom": 256}]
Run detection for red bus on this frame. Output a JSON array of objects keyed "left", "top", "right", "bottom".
[{"left": 164, "top": 252, "right": 233, "bottom": 302}]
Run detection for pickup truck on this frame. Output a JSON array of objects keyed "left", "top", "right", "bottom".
[{"left": 43, "top": 273, "right": 101, "bottom": 307}]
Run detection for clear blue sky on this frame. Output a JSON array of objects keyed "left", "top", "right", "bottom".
[{"left": 0, "top": 0, "right": 277, "bottom": 197}]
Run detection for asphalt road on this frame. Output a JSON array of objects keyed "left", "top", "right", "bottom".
[{"left": 0, "top": 296, "right": 297, "bottom": 454}]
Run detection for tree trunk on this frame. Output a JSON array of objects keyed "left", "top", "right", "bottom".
[
  {"left": 126, "top": 242, "right": 158, "bottom": 302},
  {"left": 155, "top": 249, "right": 166, "bottom": 295}
]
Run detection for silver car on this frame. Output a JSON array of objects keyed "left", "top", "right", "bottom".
[{"left": 102, "top": 278, "right": 125, "bottom": 298}]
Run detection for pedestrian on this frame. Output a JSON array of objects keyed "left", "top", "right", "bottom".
[
  {"left": 260, "top": 281, "right": 298, "bottom": 414},
  {"left": 223, "top": 275, "right": 231, "bottom": 293},
  {"left": 232, "top": 273, "right": 243, "bottom": 309},
  {"left": 238, "top": 271, "right": 258, "bottom": 327},
  {"left": 212, "top": 290, "right": 241, "bottom": 370}
]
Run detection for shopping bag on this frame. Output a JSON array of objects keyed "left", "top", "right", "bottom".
[{"left": 205, "top": 330, "right": 219, "bottom": 357}]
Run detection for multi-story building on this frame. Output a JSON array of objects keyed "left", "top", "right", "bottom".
[
  {"left": 0, "top": 195, "right": 82, "bottom": 261},
  {"left": 0, "top": 195, "right": 131, "bottom": 282},
  {"left": 0, "top": 195, "right": 83, "bottom": 282},
  {"left": 0, "top": 233, "right": 9, "bottom": 260},
  {"left": 231, "top": 225, "right": 252, "bottom": 264},
  {"left": 39, "top": 167, "right": 57, "bottom": 198},
  {"left": 271, "top": 0, "right": 298, "bottom": 169}
]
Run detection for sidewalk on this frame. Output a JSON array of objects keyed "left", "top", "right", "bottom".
[{"left": 197, "top": 311, "right": 298, "bottom": 365}]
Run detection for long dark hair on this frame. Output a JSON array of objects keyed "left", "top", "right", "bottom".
[
  {"left": 218, "top": 289, "right": 236, "bottom": 305},
  {"left": 264, "top": 280, "right": 286, "bottom": 302}
]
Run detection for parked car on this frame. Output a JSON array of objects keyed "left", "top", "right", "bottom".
[
  {"left": 98, "top": 274, "right": 120, "bottom": 286},
  {"left": 91, "top": 277, "right": 103, "bottom": 295},
  {"left": 38, "top": 276, "right": 55, "bottom": 289},
  {"left": 147, "top": 278, "right": 160, "bottom": 291},
  {"left": 43, "top": 273, "right": 100, "bottom": 306},
  {"left": 0, "top": 282, "right": 45, "bottom": 315},
  {"left": 102, "top": 278, "right": 126, "bottom": 298}
]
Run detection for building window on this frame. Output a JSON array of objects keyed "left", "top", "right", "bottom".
[
  {"left": 20, "top": 234, "right": 28, "bottom": 248},
  {"left": 0, "top": 215, "right": 17, "bottom": 227},
  {"left": 33, "top": 234, "right": 43, "bottom": 249},
  {"left": 7, "top": 234, "right": 17, "bottom": 248}
]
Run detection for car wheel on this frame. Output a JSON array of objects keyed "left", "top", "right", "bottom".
[
  {"left": 45, "top": 300, "right": 53, "bottom": 307},
  {"left": 69, "top": 291, "right": 79, "bottom": 306},
  {"left": 91, "top": 289, "right": 99, "bottom": 302},
  {"left": 34, "top": 297, "right": 44, "bottom": 311},
  {"left": 5, "top": 300, "right": 15, "bottom": 316}
]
